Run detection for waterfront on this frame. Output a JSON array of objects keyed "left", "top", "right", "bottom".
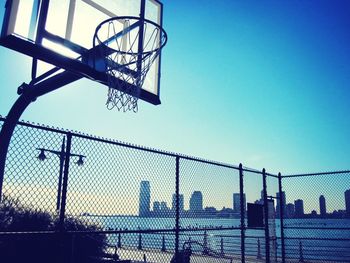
[{"left": 82, "top": 215, "right": 350, "bottom": 262}]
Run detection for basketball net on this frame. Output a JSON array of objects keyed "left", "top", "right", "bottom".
[{"left": 94, "top": 17, "right": 167, "bottom": 112}]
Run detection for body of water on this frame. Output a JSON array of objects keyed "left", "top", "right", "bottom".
[{"left": 83, "top": 215, "right": 350, "bottom": 262}]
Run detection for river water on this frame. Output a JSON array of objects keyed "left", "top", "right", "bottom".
[{"left": 83, "top": 215, "right": 350, "bottom": 261}]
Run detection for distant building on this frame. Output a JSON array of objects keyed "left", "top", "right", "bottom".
[
  {"left": 332, "top": 209, "right": 346, "bottom": 219},
  {"left": 233, "top": 193, "right": 246, "bottom": 214},
  {"left": 160, "top": 201, "right": 169, "bottom": 212},
  {"left": 345, "top": 189, "right": 350, "bottom": 217},
  {"left": 153, "top": 201, "right": 160, "bottom": 213},
  {"left": 276, "top": 191, "right": 286, "bottom": 218},
  {"left": 189, "top": 191, "right": 203, "bottom": 212},
  {"left": 219, "top": 207, "right": 234, "bottom": 218},
  {"left": 286, "top": 203, "right": 295, "bottom": 218},
  {"left": 319, "top": 195, "right": 327, "bottom": 217},
  {"left": 172, "top": 193, "right": 184, "bottom": 212},
  {"left": 204, "top": 206, "right": 218, "bottom": 217},
  {"left": 294, "top": 199, "right": 304, "bottom": 218},
  {"left": 139, "top": 181, "right": 151, "bottom": 217},
  {"left": 311, "top": 210, "right": 318, "bottom": 217},
  {"left": 255, "top": 199, "right": 264, "bottom": 205}
]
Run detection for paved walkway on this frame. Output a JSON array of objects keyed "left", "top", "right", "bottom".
[{"left": 115, "top": 247, "right": 265, "bottom": 263}]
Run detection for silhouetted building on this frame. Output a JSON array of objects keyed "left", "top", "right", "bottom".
[
  {"left": 332, "top": 209, "right": 346, "bottom": 218},
  {"left": 204, "top": 206, "right": 218, "bottom": 217},
  {"left": 190, "top": 191, "right": 203, "bottom": 212},
  {"left": 294, "top": 199, "right": 304, "bottom": 218},
  {"left": 311, "top": 210, "right": 318, "bottom": 217},
  {"left": 160, "top": 201, "right": 169, "bottom": 212},
  {"left": 319, "top": 195, "right": 326, "bottom": 217},
  {"left": 276, "top": 191, "right": 286, "bottom": 218},
  {"left": 219, "top": 207, "right": 234, "bottom": 218},
  {"left": 153, "top": 201, "right": 160, "bottom": 213},
  {"left": 345, "top": 189, "right": 350, "bottom": 217},
  {"left": 255, "top": 199, "right": 264, "bottom": 205},
  {"left": 172, "top": 193, "right": 184, "bottom": 212},
  {"left": 233, "top": 193, "right": 246, "bottom": 214},
  {"left": 286, "top": 203, "right": 295, "bottom": 218},
  {"left": 139, "top": 181, "right": 151, "bottom": 217}
]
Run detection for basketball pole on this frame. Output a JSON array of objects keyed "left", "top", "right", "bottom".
[{"left": 0, "top": 71, "right": 82, "bottom": 202}]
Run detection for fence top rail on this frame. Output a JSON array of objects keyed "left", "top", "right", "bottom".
[
  {"left": 0, "top": 116, "right": 280, "bottom": 175},
  {"left": 282, "top": 170, "right": 350, "bottom": 178}
]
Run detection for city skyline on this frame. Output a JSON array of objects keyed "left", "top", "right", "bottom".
[{"left": 139, "top": 181, "right": 350, "bottom": 218}]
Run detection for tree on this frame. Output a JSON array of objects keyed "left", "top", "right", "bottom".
[{"left": 0, "top": 196, "right": 107, "bottom": 263}]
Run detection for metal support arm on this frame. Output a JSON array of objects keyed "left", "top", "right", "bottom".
[{"left": 0, "top": 70, "right": 82, "bottom": 201}]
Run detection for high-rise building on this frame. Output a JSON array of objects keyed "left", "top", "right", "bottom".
[
  {"left": 189, "top": 191, "right": 203, "bottom": 212},
  {"left": 233, "top": 193, "right": 246, "bottom": 214},
  {"left": 276, "top": 191, "right": 286, "bottom": 218},
  {"left": 294, "top": 199, "right": 304, "bottom": 218},
  {"left": 139, "top": 181, "right": 151, "bottom": 217},
  {"left": 160, "top": 201, "right": 169, "bottom": 212},
  {"left": 261, "top": 190, "right": 265, "bottom": 202},
  {"left": 153, "top": 201, "right": 160, "bottom": 213},
  {"left": 319, "top": 195, "right": 326, "bottom": 217},
  {"left": 286, "top": 203, "right": 295, "bottom": 218},
  {"left": 345, "top": 189, "right": 350, "bottom": 217},
  {"left": 172, "top": 193, "right": 184, "bottom": 211}
]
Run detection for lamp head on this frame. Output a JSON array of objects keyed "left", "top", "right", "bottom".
[
  {"left": 76, "top": 155, "right": 84, "bottom": 166},
  {"left": 38, "top": 149, "right": 46, "bottom": 161}
]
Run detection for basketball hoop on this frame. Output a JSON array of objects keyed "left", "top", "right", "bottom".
[{"left": 93, "top": 16, "right": 167, "bottom": 112}]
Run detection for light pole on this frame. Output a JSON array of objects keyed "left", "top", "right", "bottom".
[{"left": 37, "top": 136, "right": 85, "bottom": 212}]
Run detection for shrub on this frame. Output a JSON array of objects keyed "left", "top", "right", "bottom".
[{"left": 0, "top": 196, "right": 107, "bottom": 263}]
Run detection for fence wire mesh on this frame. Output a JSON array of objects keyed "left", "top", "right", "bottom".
[
  {"left": 0, "top": 117, "right": 349, "bottom": 263},
  {"left": 281, "top": 172, "right": 350, "bottom": 263}
]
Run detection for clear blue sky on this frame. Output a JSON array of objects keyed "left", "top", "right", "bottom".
[{"left": 0, "top": 0, "right": 350, "bottom": 177}]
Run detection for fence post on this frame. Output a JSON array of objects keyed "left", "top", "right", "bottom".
[
  {"left": 262, "top": 168, "right": 270, "bottom": 262},
  {"left": 220, "top": 237, "right": 224, "bottom": 256},
  {"left": 299, "top": 241, "right": 304, "bottom": 262},
  {"left": 257, "top": 238, "right": 262, "bottom": 259},
  {"left": 117, "top": 233, "right": 121, "bottom": 248},
  {"left": 138, "top": 233, "right": 142, "bottom": 250},
  {"left": 239, "top": 163, "right": 245, "bottom": 263},
  {"left": 203, "top": 230, "right": 208, "bottom": 255},
  {"left": 278, "top": 172, "right": 286, "bottom": 263},
  {"left": 175, "top": 156, "right": 180, "bottom": 259},
  {"left": 57, "top": 132, "right": 72, "bottom": 263},
  {"left": 56, "top": 138, "right": 66, "bottom": 212},
  {"left": 58, "top": 132, "right": 72, "bottom": 230},
  {"left": 161, "top": 235, "right": 166, "bottom": 252}
]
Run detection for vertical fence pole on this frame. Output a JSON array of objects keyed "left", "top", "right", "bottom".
[
  {"left": 162, "top": 235, "right": 166, "bottom": 252},
  {"left": 278, "top": 172, "right": 286, "bottom": 263},
  {"left": 118, "top": 233, "right": 121, "bottom": 248},
  {"left": 58, "top": 132, "right": 72, "bottom": 263},
  {"left": 56, "top": 137, "right": 65, "bottom": 212},
  {"left": 239, "top": 163, "right": 245, "bottom": 263},
  {"left": 257, "top": 238, "right": 262, "bottom": 259},
  {"left": 175, "top": 156, "right": 180, "bottom": 260},
  {"left": 59, "top": 132, "right": 72, "bottom": 230},
  {"left": 138, "top": 233, "right": 142, "bottom": 250},
  {"left": 262, "top": 168, "right": 270, "bottom": 262},
  {"left": 220, "top": 237, "right": 224, "bottom": 256},
  {"left": 299, "top": 241, "right": 304, "bottom": 262}
]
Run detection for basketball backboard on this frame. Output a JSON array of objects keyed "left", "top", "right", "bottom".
[{"left": 0, "top": 0, "right": 165, "bottom": 106}]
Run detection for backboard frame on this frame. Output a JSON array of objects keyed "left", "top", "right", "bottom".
[{"left": 0, "top": 0, "right": 165, "bottom": 105}]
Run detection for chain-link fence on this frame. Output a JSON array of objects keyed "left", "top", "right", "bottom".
[
  {"left": 280, "top": 171, "right": 350, "bottom": 263},
  {"left": 0, "top": 117, "right": 349, "bottom": 263}
]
